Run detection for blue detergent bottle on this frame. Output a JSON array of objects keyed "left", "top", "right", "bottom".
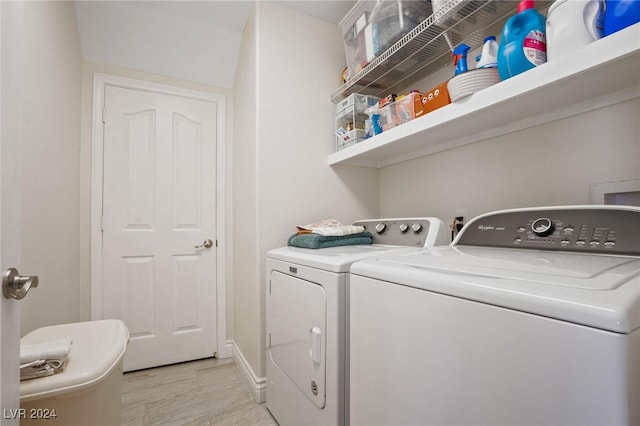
[
  {"left": 497, "top": 0, "right": 547, "bottom": 80},
  {"left": 604, "top": 0, "right": 640, "bottom": 36}
]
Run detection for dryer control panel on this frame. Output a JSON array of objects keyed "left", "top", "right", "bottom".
[
  {"left": 353, "top": 218, "right": 446, "bottom": 247},
  {"left": 455, "top": 207, "right": 640, "bottom": 255}
]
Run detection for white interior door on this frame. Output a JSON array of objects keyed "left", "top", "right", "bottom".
[
  {"left": 1, "top": 2, "right": 24, "bottom": 423},
  {"left": 101, "top": 84, "right": 218, "bottom": 371}
]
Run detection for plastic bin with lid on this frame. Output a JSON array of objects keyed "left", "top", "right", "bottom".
[
  {"left": 20, "top": 319, "right": 129, "bottom": 426},
  {"left": 339, "top": 0, "right": 432, "bottom": 78}
]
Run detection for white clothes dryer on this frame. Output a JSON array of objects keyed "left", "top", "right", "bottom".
[
  {"left": 265, "top": 218, "right": 448, "bottom": 426},
  {"left": 349, "top": 206, "right": 640, "bottom": 426}
]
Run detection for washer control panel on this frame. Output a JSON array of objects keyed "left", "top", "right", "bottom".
[
  {"left": 456, "top": 207, "right": 640, "bottom": 255},
  {"left": 353, "top": 218, "right": 433, "bottom": 247}
]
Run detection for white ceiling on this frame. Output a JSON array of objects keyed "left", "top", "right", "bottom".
[{"left": 75, "top": 1, "right": 355, "bottom": 88}]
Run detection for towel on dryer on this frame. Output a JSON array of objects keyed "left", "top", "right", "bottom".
[
  {"left": 296, "top": 218, "right": 365, "bottom": 236},
  {"left": 287, "top": 231, "right": 373, "bottom": 249}
]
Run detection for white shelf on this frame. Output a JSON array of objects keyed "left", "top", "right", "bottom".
[{"left": 328, "top": 24, "right": 640, "bottom": 168}]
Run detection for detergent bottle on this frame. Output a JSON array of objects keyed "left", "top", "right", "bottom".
[
  {"left": 546, "top": 0, "right": 603, "bottom": 60},
  {"left": 476, "top": 36, "right": 499, "bottom": 68},
  {"left": 453, "top": 44, "right": 471, "bottom": 75},
  {"left": 604, "top": 0, "right": 640, "bottom": 36},
  {"left": 497, "top": 0, "right": 547, "bottom": 80}
]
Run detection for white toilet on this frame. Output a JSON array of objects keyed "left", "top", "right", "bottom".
[{"left": 20, "top": 319, "right": 129, "bottom": 426}]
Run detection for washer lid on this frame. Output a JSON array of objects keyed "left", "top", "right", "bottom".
[
  {"left": 20, "top": 319, "right": 130, "bottom": 401},
  {"left": 391, "top": 246, "right": 640, "bottom": 289},
  {"left": 351, "top": 246, "right": 640, "bottom": 333}
]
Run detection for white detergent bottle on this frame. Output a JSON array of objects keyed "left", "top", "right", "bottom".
[
  {"left": 476, "top": 36, "right": 498, "bottom": 68},
  {"left": 546, "top": 0, "right": 603, "bottom": 60}
]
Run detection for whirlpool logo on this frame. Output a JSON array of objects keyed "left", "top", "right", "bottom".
[{"left": 477, "top": 224, "right": 505, "bottom": 231}]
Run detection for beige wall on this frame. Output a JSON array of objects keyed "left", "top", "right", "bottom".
[
  {"left": 232, "top": 2, "right": 379, "bottom": 378},
  {"left": 379, "top": 98, "right": 640, "bottom": 224},
  {"left": 19, "top": 1, "right": 83, "bottom": 335},
  {"left": 232, "top": 5, "right": 259, "bottom": 373}
]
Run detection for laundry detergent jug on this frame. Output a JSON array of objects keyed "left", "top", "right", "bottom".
[
  {"left": 604, "top": 0, "right": 640, "bottom": 36},
  {"left": 497, "top": 0, "right": 547, "bottom": 80},
  {"left": 476, "top": 36, "right": 498, "bottom": 68},
  {"left": 546, "top": 0, "right": 603, "bottom": 60}
]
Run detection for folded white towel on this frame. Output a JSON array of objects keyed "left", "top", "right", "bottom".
[
  {"left": 297, "top": 219, "right": 365, "bottom": 237},
  {"left": 20, "top": 338, "right": 72, "bottom": 364},
  {"left": 308, "top": 225, "right": 366, "bottom": 236}
]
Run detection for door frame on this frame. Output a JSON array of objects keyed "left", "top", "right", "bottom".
[{"left": 90, "top": 73, "right": 228, "bottom": 358}]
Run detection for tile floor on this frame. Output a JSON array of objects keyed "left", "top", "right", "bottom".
[{"left": 120, "top": 357, "right": 277, "bottom": 425}]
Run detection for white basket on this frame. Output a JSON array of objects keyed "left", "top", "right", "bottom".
[{"left": 447, "top": 68, "right": 501, "bottom": 102}]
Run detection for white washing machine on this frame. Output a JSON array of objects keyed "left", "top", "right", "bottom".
[
  {"left": 349, "top": 206, "right": 640, "bottom": 426},
  {"left": 266, "top": 218, "right": 449, "bottom": 426}
]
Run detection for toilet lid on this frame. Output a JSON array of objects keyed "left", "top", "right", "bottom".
[{"left": 20, "top": 319, "right": 129, "bottom": 401}]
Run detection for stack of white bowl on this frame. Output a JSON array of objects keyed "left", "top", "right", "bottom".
[{"left": 447, "top": 68, "right": 501, "bottom": 102}]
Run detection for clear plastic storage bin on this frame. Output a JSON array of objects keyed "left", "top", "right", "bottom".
[
  {"left": 336, "top": 93, "right": 380, "bottom": 151},
  {"left": 339, "top": 0, "right": 432, "bottom": 78},
  {"left": 395, "top": 91, "right": 423, "bottom": 125}
]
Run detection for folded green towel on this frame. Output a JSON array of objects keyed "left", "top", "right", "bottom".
[{"left": 287, "top": 231, "right": 373, "bottom": 249}]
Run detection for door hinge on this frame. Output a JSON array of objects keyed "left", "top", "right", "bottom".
[
  {"left": 216, "top": 239, "right": 218, "bottom": 247},
  {"left": 102, "top": 107, "right": 106, "bottom": 123},
  {"left": 100, "top": 215, "right": 104, "bottom": 232}
]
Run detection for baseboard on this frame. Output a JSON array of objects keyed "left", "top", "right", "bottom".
[
  {"left": 220, "top": 340, "right": 233, "bottom": 359},
  {"left": 231, "top": 340, "right": 266, "bottom": 403}
]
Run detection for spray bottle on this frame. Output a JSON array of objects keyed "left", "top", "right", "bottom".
[{"left": 452, "top": 44, "right": 471, "bottom": 75}]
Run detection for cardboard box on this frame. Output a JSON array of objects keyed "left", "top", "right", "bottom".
[{"left": 421, "top": 82, "right": 451, "bottom": 115}]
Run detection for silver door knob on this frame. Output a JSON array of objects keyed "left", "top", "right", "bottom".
[
  {"left": 195, "top": 239, "right": 214, "bottom": 249},
  {"left": 2, "top": 268, "right": 39, "bottom": 300}
]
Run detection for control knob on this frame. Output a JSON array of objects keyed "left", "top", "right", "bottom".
[
  {"left": 375, "top": 223, "right": 387, "bottom": 234},
  {"left": 531, "top": 217, "right": 554, "bottom": 237},
  {"left": 411, "top": 223, "right": 423, "bottom": 233},
  {"left": 399, "top": 223, "right": 409, "bottom": 233}
]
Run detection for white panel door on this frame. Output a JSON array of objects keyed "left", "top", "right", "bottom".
[
  {"left": 1, "top": 3, "right": 24, "bottom": 423},
  {"left": 102, "top": 85, "right": 217, "bottom": 371}
]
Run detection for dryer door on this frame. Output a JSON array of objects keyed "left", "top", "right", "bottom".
[{"left": 268, "top": 271, "right": 326, "bottom": 408}]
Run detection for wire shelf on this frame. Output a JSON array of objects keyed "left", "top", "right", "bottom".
[{"left": 331, "top": 0, "right": 552, "bottom": 102}]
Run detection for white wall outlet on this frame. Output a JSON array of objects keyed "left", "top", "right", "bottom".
[{"left": 455, "top": 208, "right": 469, "bottom": 222}]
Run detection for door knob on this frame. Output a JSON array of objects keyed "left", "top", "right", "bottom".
[
  {"left": 194, "top": 239, "right": 214, "bottom": 249},
  {"left": 2, "top": 268, "right": 39, "bottom": 300}
]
